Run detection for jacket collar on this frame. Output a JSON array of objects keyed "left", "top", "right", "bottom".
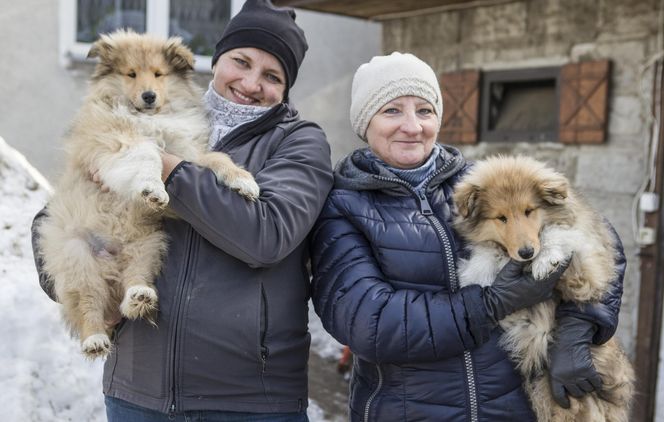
[{"left": 334, "top": 144, "right": 465, "bottom": 194}]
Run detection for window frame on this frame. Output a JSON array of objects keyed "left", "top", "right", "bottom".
[{"left": 58, "top": 0, "right": 244, "bottom": 73}]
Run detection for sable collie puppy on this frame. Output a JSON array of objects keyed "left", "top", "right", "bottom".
[
  {"left": 38, "top": 30, "right": 259, "bottom": 359},
  {"left": 453, "top": 155, "right": 634, "bottom": 422}
]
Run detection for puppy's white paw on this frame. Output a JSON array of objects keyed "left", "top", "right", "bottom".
[
  {"left": 120, "top": 285, "right": 158, "bottom": 321},
  {"left": 532, "top": 247, "right": 568, "bottom": 280},
  {"left": 228, "top": 176, "right": 260, "bottom": 201},
  {"left": 137, "top": 181, "right": 169, "bottom": 210},
  {"left": 81, "top": 333, "right": 111, "bottom": 359}
]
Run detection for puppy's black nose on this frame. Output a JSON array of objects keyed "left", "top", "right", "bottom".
[
  {"left": 518, "top": 246, "right": 534, "bottom": 260},
  {"left": 142, "top": 91, "right": 156, "bottom": 104}
]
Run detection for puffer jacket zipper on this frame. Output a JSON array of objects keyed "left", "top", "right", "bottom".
[
  {"left": 168, "top": 226, "right": 195, "bottom": 416},
  {"left": 421, "top": 193, "right": 479, "bottom": 422},
  {"left": 373, "top": 160, "right": 480, "bottom": 422},
  {"left": 363, "top": 365, "right": 383, "bottom": 422}
]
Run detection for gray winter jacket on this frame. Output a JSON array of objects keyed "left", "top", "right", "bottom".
[{"left": 32, "top": 103, "right": 333, "bottom": 414}]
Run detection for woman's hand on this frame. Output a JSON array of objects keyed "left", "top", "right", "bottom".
[
  {"left": 105, "top": 308, "right": 123, "bottom": 330},
  {"left": 90, "top": 168, "right": 110, "bottom": 192},
  {"left": 161, "top": 152, "right": 183, "bottom": 182},
  {"left": 548, "top": 316, "right": 602, "bottom": 408},
  {"left": 482, "top": 256, "right": 571, "bottom": 323}
]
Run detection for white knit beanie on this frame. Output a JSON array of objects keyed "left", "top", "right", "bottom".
[{"left": 350, "top": 52, "right": 443, "bottom": 141}]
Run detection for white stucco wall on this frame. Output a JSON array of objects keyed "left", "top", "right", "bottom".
[
  {"left": 0, "top": 0, "right": 88, "bottom": 180},
  {"left": 290, "top": 10, "right": 381, "bottom": 164}
]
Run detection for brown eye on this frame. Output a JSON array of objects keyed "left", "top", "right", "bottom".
[
  {"left": 127, "top": 71, "right": 136, "bottom": 78},
  {"left": 525, "top": 208, "right": 533, "bottom": 217},
  {"left": 497, "top": 216, "right": 508, "bottom": 223},
  {"left": 155, "top": 71, "right": 162, "bottom": 77}
]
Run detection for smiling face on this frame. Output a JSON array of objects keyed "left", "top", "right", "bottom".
[
  {"left": 212, "top": 47, "right": 286, "bottom": 107},
  {"left": 365, "top": 96, "right": 440, "bottom": 169}
]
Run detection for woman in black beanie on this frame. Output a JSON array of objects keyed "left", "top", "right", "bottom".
[{"left": 32, "top": 1, "right": 332, "bottom": 421}]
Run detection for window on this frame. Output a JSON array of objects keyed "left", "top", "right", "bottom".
[
  {"left": 480, "top": 67, "right": 560, "bottom": 143},
  {"left": 59, "top": 0, "right": 244, "bottom": 72},
  {"left": 438, "top": 60, "right": 611, "bottom": 144}
]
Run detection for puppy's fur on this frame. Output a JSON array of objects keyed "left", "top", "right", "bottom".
[
  {"left": 38, "top": 30, "right": 259, "bottom": 359},
  {"left": 454, "top": 155, "right": 634, "bottom": 422}
]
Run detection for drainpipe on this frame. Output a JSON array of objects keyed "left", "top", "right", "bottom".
[{"left": 634, "top": 56, "right": 664, "bottom": 422}]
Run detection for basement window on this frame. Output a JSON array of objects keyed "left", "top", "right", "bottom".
[{"left": 480, "top": 67, "right": 560, "bottom": 142}]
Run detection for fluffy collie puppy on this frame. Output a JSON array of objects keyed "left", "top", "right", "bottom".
[
  {"left": 453, "top": 155, "right": 634, "bottom": 422},
  {"left": 38, "top": 30, "right": 259, "bottom": 359}
]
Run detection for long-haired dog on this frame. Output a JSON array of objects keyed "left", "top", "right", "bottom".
[
  {"left": 38, "top": 30, "right": 259, "bottom": 359},
  {"left": 453, "top": 155, "right": 634, "bottom": 422}
]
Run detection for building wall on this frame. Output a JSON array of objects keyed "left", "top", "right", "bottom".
[
  {"left": 0, "top": 1, "right": 381, "bottom": 180},
  {"left": 383, "top": 0, "right": 664, "bottom": 360},
  {"left": 0, "top": 0, "right": 88, "bottom": 181},
  {"left": 290, "top": 11, "right": 381, "bottom": 164}
]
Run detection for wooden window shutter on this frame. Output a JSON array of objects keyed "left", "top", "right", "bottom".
[
  {"left": 439, "top": 70, "right": 480, "bottom": 144},
  {"left": 559, "top": 60, "right": 611, "bottom": 144}
]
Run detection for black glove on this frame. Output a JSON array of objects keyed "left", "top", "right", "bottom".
[
  {"left": 548, "top": 315, "right": 602, "bottom": 408},
  {"left": 483, "top": 257, "right": 570, "bottom": 323}
]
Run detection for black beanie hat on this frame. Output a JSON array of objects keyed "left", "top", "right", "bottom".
[{"left": 211, "top": 0, "right": 308, "bottom": 99}]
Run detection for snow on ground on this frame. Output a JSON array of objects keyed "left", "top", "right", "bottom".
[
  {"left": 0, "top": 137, "right": 106, "bottom": 422},
  {"left": 0, "top": 137, "right": 343, "bottom": 421}
]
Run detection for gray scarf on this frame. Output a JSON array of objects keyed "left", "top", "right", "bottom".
[
  {"left": 334, "top": 144, "right": 465, "bottom": 195},
  {"left": 365, "top": 144, "right": 441, "bottom": 190},
  {"left": 203, "top": 82, "right": 270, "bottom": 149}
]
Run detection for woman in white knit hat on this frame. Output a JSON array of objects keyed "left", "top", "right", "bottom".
[{"left": 308, "top": 52, "right": 626, "bottom": 421}]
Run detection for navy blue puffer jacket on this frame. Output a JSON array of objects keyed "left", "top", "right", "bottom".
[{"left": 310, "top": 146, "right": 625, "bottom": 422}]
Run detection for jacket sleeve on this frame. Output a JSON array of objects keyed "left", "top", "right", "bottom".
[
  {"left": 310, "top": 191, "right": 494, "bottom": 364},
  {"left": 164, "top": 124, "right": 334, "bottom": 268},
  {"left": 555, "top": 222, "right": 625, "bottom": 345},
  {"left": 31, "top": 207, "right": 58, "bottom": 302}
]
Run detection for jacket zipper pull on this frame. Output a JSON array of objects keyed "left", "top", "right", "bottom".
[
  {"left": 418, "top": 191, "right": 433, "bottom": 215},
  {"left": 261, "top": 346, "right": 269, "bottom": 372},
  {"left": 168, "top": 403, "right": 176, "bottom": 420}
]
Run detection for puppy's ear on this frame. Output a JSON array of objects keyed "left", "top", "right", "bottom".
[
  {"left": 454, "top": 182, "right": 481, "bottom": 218},
  {"left": 88, "top": 35, "right": 118, "bottom": 80},
  {"left": 164, "top": 38, "right": 194, "bottom": 74},
  {"left": 540, "top": 173, "right": 569, "bottom": 205},
  {"left": 87, "top": 35, "right": 114, "bottom": 61}
]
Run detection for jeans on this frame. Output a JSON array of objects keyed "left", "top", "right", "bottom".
[{"left": 105, "top": 396, "right": 309, "bottom": 422}]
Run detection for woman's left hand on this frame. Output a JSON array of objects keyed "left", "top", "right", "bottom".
[
  {"left": 161, "top": 152, "right": 183, "bottom": 182},
  {"left": 548, "top": 315, "right": 603, "bottom": 408}
]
